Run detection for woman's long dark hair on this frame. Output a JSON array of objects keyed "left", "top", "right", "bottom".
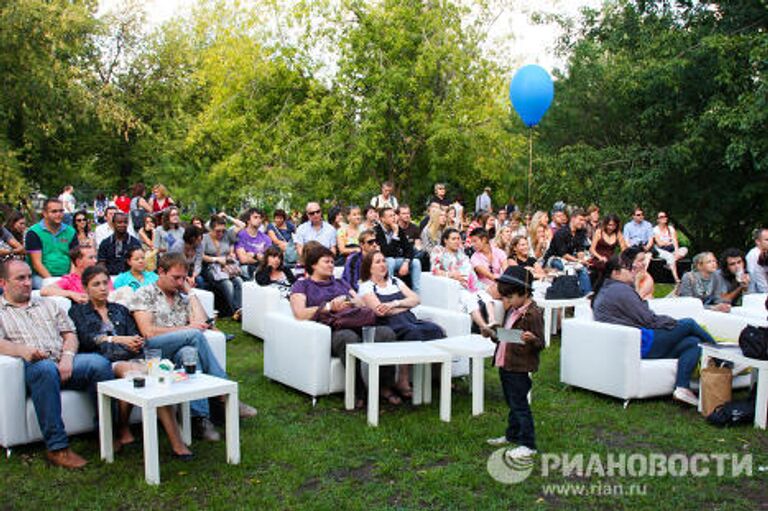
[
  {"left": 4, "top": 211, "right": 25, "bottom": 243},
  {"left": 590, "top": 249, "right": 638, "bottom": 305},
  {"left": 73, "top": 210, "right": 90, "bottom": 235}
]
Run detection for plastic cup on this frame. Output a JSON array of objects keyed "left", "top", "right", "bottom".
[{"left": 362, "top": 326, "right": 376, "bottom": 344}]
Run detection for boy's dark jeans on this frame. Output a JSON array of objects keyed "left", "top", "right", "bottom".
[{"left": 499, "top": 369, "right": 536, "bottom": 450}]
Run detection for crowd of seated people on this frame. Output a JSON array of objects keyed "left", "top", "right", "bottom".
[
  {"left": 2, "top": 181, "right": 767, "bottom": 468},
  {"left": 6, "top": 183, "right": 768, "bottom": 313}
]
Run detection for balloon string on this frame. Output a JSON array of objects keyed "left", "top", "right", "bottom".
[{"left": 528, "top": 128, "right": 533, "bottom": 208}]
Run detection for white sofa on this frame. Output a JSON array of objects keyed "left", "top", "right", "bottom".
[
  {"left": 0, "top": 294, "right": 226, "bottom": 450},
  {"left": 244, "top": 283, "right": 471, "bottom": 403},
  {"left": 420, "top": 273, "right": 505, "bottom": 323},
  {"left": 731, "top": 293, "right": 767, "bottom": 323},
  {"left": 560, "top": 297, "right": 764, "bottom": 406}
]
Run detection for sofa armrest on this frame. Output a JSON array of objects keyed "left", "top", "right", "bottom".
[
  {"left": 560, "top": 319, "right": 641, "bottom": 400},
  {"left": 203, "top": 330, "right": 226, "bottom": 370},
  {"left": 0, "top": 355, "right": 28, "bottom": 448},
  {"left": 699, "top": 310, "right": 768, "bottom": 343},
  {"left": 242, "top": 283, "right": 281, "bottom": 339},
  {"left": 263, "top": 312, "right": 334, "bottom": 397},
  {"left": 413, "top": 305, "right": 471, "bottom": 337}
]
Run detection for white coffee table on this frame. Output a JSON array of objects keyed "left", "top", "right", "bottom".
[
  {"left": 345, "top": 342, "right": 453, "bottom": 427},
  {"left": 428, "top": 335, "right": 496, "bottom": 416},
  {"left": 98, "top": 373, "right": 240, "bottom": 485},
  {"left": 533, "top": 296, "right": 589, "bottom": 346},
  {"left": 699, "top": 344, "right": 768, "bottom": 429}
]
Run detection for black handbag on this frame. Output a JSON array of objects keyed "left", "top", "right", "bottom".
[
  {"left": 545, "top": 275, "right": 581, "bottom": 299},
  {"left": 738, "top": 325, "right": 768, "bottom": 360}
]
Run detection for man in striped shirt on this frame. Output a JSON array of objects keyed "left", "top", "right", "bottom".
[{"left": 0, "top": 260, "right": 113, "bottom": 469}]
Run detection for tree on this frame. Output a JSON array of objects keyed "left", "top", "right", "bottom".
[{"left": 535, "top": 0, "right": 768, "bottom": 251}]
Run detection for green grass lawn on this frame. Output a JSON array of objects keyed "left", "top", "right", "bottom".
[{"left": 2, "top": 285, "right": 767, "bottom": 510}]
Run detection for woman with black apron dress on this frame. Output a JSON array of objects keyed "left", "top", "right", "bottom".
[{"left": 358, "top": 251, "right": 445, "bottom": 399}]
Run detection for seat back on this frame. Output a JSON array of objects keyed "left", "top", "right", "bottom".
[
  {"left": 420, "top": 273, "right": 463, "bottom": 311},
  {"left": 648, "top": 297, "right": 704, "bottom": 319},
  {"left": 743, "top": 293, "right": 767, "bottom": 311}
]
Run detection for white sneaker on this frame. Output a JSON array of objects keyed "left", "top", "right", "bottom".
[
  {"left": 672, "top": 387, "right": 698, "bottom": 407},
  {"left": 486, "top": 436, "right": 510, "bottom": 447},
  {"left": 505, "top": 445, "right": 537, "bottom": 459}
]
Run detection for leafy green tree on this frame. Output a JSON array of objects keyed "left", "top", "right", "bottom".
[{"left": 535, "top": 0, "right": 768, "bottom": 250}]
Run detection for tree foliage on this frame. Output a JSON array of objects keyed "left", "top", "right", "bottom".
[
  {"left": 1, "top": 0, "right": 765, "bottom": 251},
  {"left": 535, "top": 0, "right": 768, "bottom": 250}
]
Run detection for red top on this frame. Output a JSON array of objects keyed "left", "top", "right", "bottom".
[{"left": 114, "top": 195, "right": 130, "bottom": 213}]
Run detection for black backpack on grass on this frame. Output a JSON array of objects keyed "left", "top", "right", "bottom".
[{"left": 706, "top": 386, "right": 757, "bottom": 427}]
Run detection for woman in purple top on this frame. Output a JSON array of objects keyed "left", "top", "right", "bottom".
[
  {"left": 236, "top": 208, "right": 272, "bottom": 279},
  {"left": 289, "top": 243, "right": 399, "bottom": 407}
]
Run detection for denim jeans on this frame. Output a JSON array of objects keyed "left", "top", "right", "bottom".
[
  {"left": 24, "top": 354, "right": 114, "bottom": 451},
  {"left": 386, "top": 257, "right": 422, "bottom": 293},
  {"left": 499, "top": 369, "right": 536, "bottom": 450},
  {"left": 145, "top": 329, "right": 227, "bottom": 418},
  {"left": 210, "top": 275, "right": 243, "bottom": 316},
  {"left": 650, "top": 318, "right": 715, "bottom": 388}
]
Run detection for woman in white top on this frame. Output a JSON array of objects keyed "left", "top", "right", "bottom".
[
  {"left": 358, "top": 251, "right": 445, "bottom": 400},
  {"left": 653, "top": 211, "right": 688, "bottom": 284}
]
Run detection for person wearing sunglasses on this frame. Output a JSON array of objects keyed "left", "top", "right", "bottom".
[
  {"left": 25, "top": 198, "right": 79, "bottom": 289},
  {"left": 201, "top": 216, "right": 243, "bottom": 319},
  {"left": 294, "top": 202, "right": 337, "bottom": 259},
  {"left": 341, "top": 230, "right": 380, "bottom": 291},
  {"left": 72, "top": 210, "right": 95, "bottom": 248},
  {"left": 622, "top": 207, "right": 654, "bottom": 252}
]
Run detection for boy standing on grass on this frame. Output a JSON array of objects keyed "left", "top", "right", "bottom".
[{"left": 486, "top": 266, "right": 545, "bottom": 460}]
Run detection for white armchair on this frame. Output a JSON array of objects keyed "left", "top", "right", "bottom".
[
  {"left": 253, "top": 283, "right": 472, "bottom": 403},
  {"left": 0, "top": 296, "right": 226, "bottom": 450},
  {"left": 560, "top": 297, "right": 758, "bottom": 406}
]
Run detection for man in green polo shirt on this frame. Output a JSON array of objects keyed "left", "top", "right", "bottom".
[{"left": 25, "top": 198, "right": 78, "bottom": 289}]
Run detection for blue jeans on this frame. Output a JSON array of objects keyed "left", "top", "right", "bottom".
[
  {"left": 24, "top": 354, "right": 114, "bottom": 451},
  {"left": 650, "top": 318, "right": 715, "bottom": 388},
  {"left": 203, "top": 267, "right": 243, "bottom": 316},
  {"left": 499, "top": 370, "right": 536, "bottom": 450},
  {"left": 386, "top": 257, "right": 422, "bottom": 293},
  {"left": 145, "top": 329, "right": 227, "bottom": 418}
]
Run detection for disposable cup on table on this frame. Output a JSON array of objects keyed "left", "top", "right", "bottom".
[{"left": 362, "top": 326, "right": 376, "bottom": 344}]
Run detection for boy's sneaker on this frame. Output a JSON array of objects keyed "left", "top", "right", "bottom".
[
  {"left": 672, "top": 387, "right": 698, "bottom": 407},
  {"left": 486, "top": 436, "right": 511, "bottom": 447},
  {"left": 505, "top": 445, "right": 537, "bottom": 460}
]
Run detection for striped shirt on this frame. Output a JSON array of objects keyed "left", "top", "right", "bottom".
[{"left": 0, "top": 297, "right": 75, "bottom": 362}]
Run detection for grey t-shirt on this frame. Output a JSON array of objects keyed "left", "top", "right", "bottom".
[
  {"left": 202, "top": 233, "right": 235, "bottom": 258},
  {"left": 154, "top": 226, "right": 185, "bottom": 254}
]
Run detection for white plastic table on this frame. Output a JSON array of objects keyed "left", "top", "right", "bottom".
[
  {"left": 428, "top": 335, "right": 496, "bottom": 416},
  {"left": 533, "top": 296, "right": 589, "bottom": 346},
  {"left": 699, "top": 344, "right": 768, "bottom": 429},
  {"left": 98, "top": 374, "right": 240, "bottom": 485},
  {"left": 345, "top": 342, "right": 452, "bottom": 427}
]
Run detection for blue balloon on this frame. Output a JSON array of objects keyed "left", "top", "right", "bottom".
[{"left": 510, "top": 65, "right": 554, "bottom": 127}]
